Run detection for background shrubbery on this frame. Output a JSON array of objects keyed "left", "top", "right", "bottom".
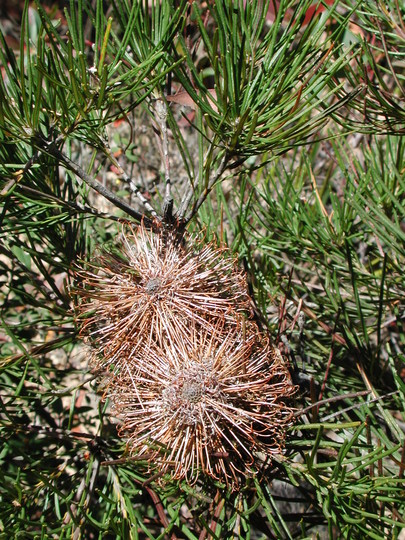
[{"left": 0, "top": 0, "right": 404, "bottom": 538}]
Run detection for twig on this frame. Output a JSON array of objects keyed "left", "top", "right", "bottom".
[
  {"left": 153, "top": 98, "right": 173, "bottom": 222},
  {"left": 320, "top": 390, "right": 399, "bottom": 422},
  {"left": 376, "top": 19, "right": 405, "bottom": 96},
  {"left": 144, "top": 485, "right": 178, "bottom": 540},
  {"left": 296, "top": 390, "right": 371, "bottom": 417},
  {"left": 0, "top": 150, "right": 40, "bottom": 196},
  {"left": 199, "top": 491, "right": 225, "bottom": 540},
  {"left": 40, "top": 141, "right": 148, "bottom": 224}
]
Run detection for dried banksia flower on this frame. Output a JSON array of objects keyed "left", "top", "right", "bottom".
[
  {"left": 75, "top": 223, "right": 250, "bottom": 370},
  {"left": 110, "top": 322, "right": 296, "bottom": 486},
  {"left": 72, "top": 222, "right": 296, "bottom": 486}
]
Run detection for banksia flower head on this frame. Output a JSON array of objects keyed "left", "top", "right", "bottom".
[
  {"left": 75, "top": 223, "right": 250, "bottom": 371},
  {"left": 73, "top": 222, "right": 296, "bottom": 486},
  {"left": 110, "top": 322, "right": 295, "bottom": 485}
]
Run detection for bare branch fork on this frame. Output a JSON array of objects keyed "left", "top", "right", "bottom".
[{"left": 35, "top": 136, "right": 153, "bottom": 225}]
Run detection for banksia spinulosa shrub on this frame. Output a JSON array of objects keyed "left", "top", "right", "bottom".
[
  {"left": 73, "top": 222, "right": 296, "bottom": 486},
  {"left": 75, "top": 223, "right": 251, "bottom": 370},
  {"left": 110, "top": 322, "right": 295, "bottom": 485}
]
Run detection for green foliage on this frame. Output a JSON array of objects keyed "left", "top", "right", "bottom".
[
  {"left": 1, "top": 0, "right": 404, "bottom": 538},
  {"left": 336, "top": 0, "right": 405, "bottom": 133},
  {"left": 174, "top": 0, "right": 356, "bottom": 157}
]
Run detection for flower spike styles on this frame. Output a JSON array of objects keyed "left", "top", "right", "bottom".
[
  {"left": 110, "top": 322, "right": 296, "bottom": 486},
  {"left": 73, "top": 223, "right": 296, "bottom": 486}
]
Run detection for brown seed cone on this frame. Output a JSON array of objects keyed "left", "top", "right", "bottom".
[
  {"left": 109, "top": 320, "right": 296, "bottom": 487},
  {"left": 73, "top": 224, "right": 251, "bottom": 371}
]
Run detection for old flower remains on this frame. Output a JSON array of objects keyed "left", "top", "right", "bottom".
[{"left": 75, "top": 223, "right": 295, "bottom": 485}]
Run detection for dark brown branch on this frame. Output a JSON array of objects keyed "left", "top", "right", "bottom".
[{"left": 41, "top": 141, "right": 149, "bottom": 224}]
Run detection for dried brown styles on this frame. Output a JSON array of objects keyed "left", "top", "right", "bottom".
[{"left": 74, "top": 223, "right": 296, "bottom": 486}]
